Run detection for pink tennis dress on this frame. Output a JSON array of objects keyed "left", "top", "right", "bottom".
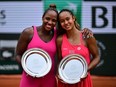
[
  {"left": 20, "top": 26, "right": 57, "bottom": 87},
  {"left": 57, "top": 33, "right": 93, "bottom": 87}
]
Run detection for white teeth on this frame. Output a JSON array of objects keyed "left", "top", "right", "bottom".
[
  {"left": 65, "top": 26, "right": 70, "bottom": 29},
  {"left": 46, "top": 25, "right": 51, "bottom": 29}
]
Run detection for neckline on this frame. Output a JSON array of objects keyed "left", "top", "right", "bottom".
[
  {"left": 35, "top": 26, "right": 55, "bottom": 44},
  {"left": 64, "top": 33, "right": 82, "bottom": 46}
]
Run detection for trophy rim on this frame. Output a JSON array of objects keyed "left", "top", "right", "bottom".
[
  {"left": 58, "top": 54, "right": 88, "bottom": 84},
  {"left": 21, "top": 48, "right": 52, "bottom": 78}
]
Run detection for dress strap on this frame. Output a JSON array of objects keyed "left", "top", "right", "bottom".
[
  {"left": 32, "top": 26, "right": 36, "bottom": 31},
  {"left": 32, "top": 26, "right": 38, "bottom": 36},
  {"left": 80, "top": 33, "right": 85, "bottom": 45}
]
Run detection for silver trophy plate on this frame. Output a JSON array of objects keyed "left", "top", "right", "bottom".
[
  {"left": 58, "top": 54, "right": 88, "bottom": 84},
  {"left": 21, "top": 48, "right": 52, "bottom": 78}
]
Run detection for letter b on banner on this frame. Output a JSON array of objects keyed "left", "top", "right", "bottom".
[{"left": 92, "top": 6, "right": 108, "bottom": 28}]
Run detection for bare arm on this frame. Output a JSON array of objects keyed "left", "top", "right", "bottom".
[
  {"left": 86, "top": 37, "right": 100, "bottom": 71},
  {"left": 56, "top": 35, "right": 64, "bottom": 81},
  {"left": 15, "top": 27, "right": 33, "bottom": 64},
  {"left": 56, "top": 35, "right": 63, "bottom": 64}
]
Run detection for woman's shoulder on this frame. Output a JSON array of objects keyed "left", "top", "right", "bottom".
[
  {"left": 18, "top": 26, "right": 34, "bottom": 40},
  {"left": 56, "top": 35, "right": 63, "bottom": 46},
  {"left": 23, "top": 26, "right": 33, "bottom": 33},
  {"left": 21, "top": 26, "right": 34, "bottom": 35},
  {"left": 57, "top": 35, "right": 63, "bottom": 41}
]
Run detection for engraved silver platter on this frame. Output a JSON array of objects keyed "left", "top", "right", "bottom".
[
  {"left": 58, "top": 54, "right": 88, "bottom": 84},
  {"left": 21, "top": 48, "right": 52, "bottom": 78}
]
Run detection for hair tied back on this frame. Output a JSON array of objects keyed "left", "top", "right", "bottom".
[{"left": 49, "top": 4, "right": 56, "bottom": 9}]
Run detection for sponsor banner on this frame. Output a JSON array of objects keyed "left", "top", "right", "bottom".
[
  {"left": 91, "top": 34, "right": 116, "bottom": 76},
  {"left": 0, "top": 1, "right": 43, "bottom": 33},
  {"left": 0, "top": 1, "right": 44, "bottom": 74},
  {"left": 82, "top": 0, "right": 116, "bottom": 76},
  {"left": 44, "top": 0, "right": 82, "bottom": 25},
  {"left": 82, "top": 1, "right": 116, "bottom": 33},
  {"left": 0, "top": 61, "right": 22, "bottom": 74},
  {"left": 0, "top": 40, "right": 23, "bottom": 74}
]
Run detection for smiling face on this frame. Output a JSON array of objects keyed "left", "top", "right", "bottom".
[
  {"left": 42, "top": 10, "right": 57, "bottom": 31},
  {"left": 59, "top": 11, "right": 75, "bottom": 31}
]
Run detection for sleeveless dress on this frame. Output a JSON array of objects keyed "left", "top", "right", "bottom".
[
  {"left": 20, "top": 26, "right": 57, "bottom": 87},
  {"left": 57, "top": 33, "right": 93, "bottom": 87}
]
